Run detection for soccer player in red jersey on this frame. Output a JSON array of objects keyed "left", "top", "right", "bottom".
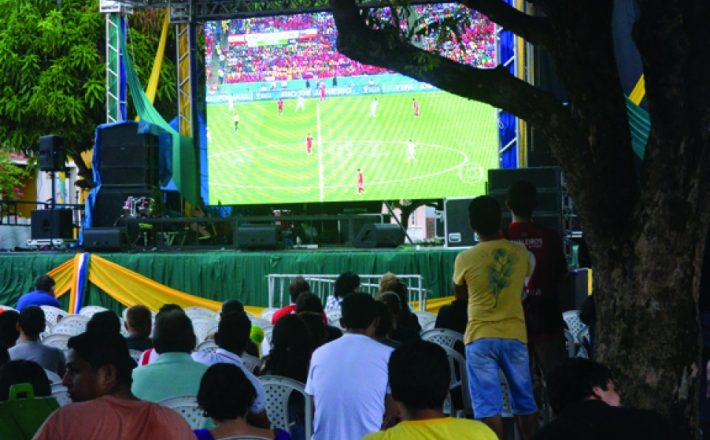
[
  {"left": 357, "top": 169, "right": 365, "bottom": 193},
  {"left": 412, "top": 98, "right": 420, "bottom": 117},
  {"left": 277, "top": 98, "right": 284, "bottom": 113},
  {"left": 320, "top": 85, "right": 326, "bottom": 101},
  {"left": 306, "top": 133, "right": 313, "bottom": 155}
]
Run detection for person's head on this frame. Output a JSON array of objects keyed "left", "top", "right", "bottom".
[
  {"left": 197, "top": 363, "right": 256, "bottom": 422},
  {"left": 288, "top": 277, "right": 310, "bottom": 303},
  {"left": 0, "top": 360, "right": 51, "bottom": 401},
  {"left": 468, "top": 196, "right": 501, "bottom": 235},
  {"left": 298, "top": 311, "right": 327, "bottom": 348},
  {"left": 507, "top": 180, "right": 537, "bottom": 218},
  {"left": 221, "top": 299, "right": 245, "bottom": 317},
  {"left": 387, "top": 280, "right": 410, "bottom": 314},
  {"left": 388, "top": 340, "right": 450, "bottom": 416},
  {"left": 295, "top": 292, "right": 324, "bottom": 314},
  {"left": 157, "top": 303, "right": 182, "bottom": 317},
  {"left": 341, "top": 293, "right": 377, "bottom": 332},
  {"left": 378, "top": 272, "right": 398, "bottom": 293},
  {"left": 547, "top": 358, "right": 621, "bottom": 414},
  {"left": 152, "top": 310, "right": 196, "bottom": 354},
  {"left": 268, "top": 314, "right": 312, "bottom": 382},
  {"left": 0, "top": 310, "right": 19, "bottom": 348},
  {"left": 373, "top": 300, "right": 394, "bottom": 339},
  {"left": 87, "top": 311, "right": 121, "bottom": 336},
  {"left": 34, "top": 275, "right": 56, "bottom": 295},
  {"left": 378, "top": 292, "right": 402, "bottom": 322},
  {"left": 334, "top": 272, "right": 360, "bottom": 299},
  {"left": 125, "top": 305, "right": 152, "bottom": 338},
  {"left": 64, "top": 331, "right": 133, "bottom": 402},
  {"left": 17, "top": 306, "right": 45, "bottom": 340},
  {"left": 214, "top": 311, "right": 251, "bottom": 355}
]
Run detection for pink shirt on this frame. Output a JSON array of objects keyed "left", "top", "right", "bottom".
[{"left": 33, "top": 395, "right": 194, "bottom": 440}]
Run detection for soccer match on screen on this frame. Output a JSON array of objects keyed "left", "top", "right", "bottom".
[{"left": 205, "top": 4, "right": 499, "bottom": 205}]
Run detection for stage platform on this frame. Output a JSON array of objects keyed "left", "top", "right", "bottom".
[{"left": 0, "top": 247, "right": 461, "bottom": 312}]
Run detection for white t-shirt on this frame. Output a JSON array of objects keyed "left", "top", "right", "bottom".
[{"left": 305, "top": 333, "right": 393, "bottom": 440}]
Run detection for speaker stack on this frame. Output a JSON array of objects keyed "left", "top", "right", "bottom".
[
  {"left": 353, "top": 223, "right": 404, "bottom": 248},
  {"left": 91, "top": 122, "right": 159, "bottom": 229}
]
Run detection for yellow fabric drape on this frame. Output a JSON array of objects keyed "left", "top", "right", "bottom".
[
  {"left": 144, "top": 10, "right": 170, "bottom": 103},
  {"left": 67, "top": 253, "right": 87, "bottom": 313},
  {"left": 88, "top": 255, "right": 222, "bottom": 312},
  {"left": 48, "top": 259, "right": 74, "bottom": 298},
  {"left": 629, "top": 75, "right": 646, "bottom": 105}
]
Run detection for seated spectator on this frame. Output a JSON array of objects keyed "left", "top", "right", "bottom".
[
  {"left": 298, "top": 311, "right": 328, "bottom": 348},
  {"left": 325, "top": 271, "right": 360, "bottom": 312},
  {"left": 296, "top": 292, "right": 342, "bottom": 342},
  {"left": 16, "top": 275, "right": 60, "bottom": 311},
  {"left": 195, "top": 363, "right": 291, "bottom": 440},
  {"left": 534, "top": 359, "right": 676, "bottom": 439},
  {"left": 132, "top": 310, "right": 208, "bottom": 402},
  {"left": 0, "top": 309, "right": 19, "bottom": 348},
  {"left": 364, "top": 340, "right": 496, "bottom": 439},
  {"left": 378, "top": 272, "right": 398, "bottom": 293},
  {"left": 260, "top": 314, "right": 312, "bottom": 382},
  {"left": 9, "top": 306, "right": 65, "bottom": 375},
  {"left": 0, "top": 345, "right": 8, "bottom": 368},
  {"left": 87, "top": 310, "right": 121, "bottom": 335},
  {"left": 306, "top": 293, "right": 394, "bottom": 440},
  {"left": 221, "top": 299, "right": 245, "bottom": 317},
  {"left": 137, "top": 303, "right": 183, "bottom": 366},
  {"left": 192, "top": 311, "right": 270, "bottom": 428},
  {"left": 272, "top": 277, "right": 310, "bottom": 324},
  {"left": 435, "top": 290, "right": 468, "bottom": 335},
  {"left": 383, "top": 279, "right": 421, "bottom": 332},
  {"left": 33, "top": 331, "right": 194, "bottom": 439},
  {"left": 0, "top": 360, "right": 51, "bottom": 400},
  {"left": 379, "top": 292, "right": 420, "bottom": 344},
  {"left": 124, "top": 305, "right": 152, "bottom": 351},
  {"left": 373, "top": 300, "right": 399, "bottom": 348}
]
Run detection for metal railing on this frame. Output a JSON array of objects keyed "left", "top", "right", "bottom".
[{"left": 266, "top": 273, "right": 428, "bottom": 311}]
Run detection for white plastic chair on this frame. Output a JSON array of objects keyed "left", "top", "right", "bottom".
[
  {"left": 440, "top": 345, "right": 472, "bottom": 418},
  {"left": 128, "top": 349, "right": 143, "bottom": 364},
  {"left": 40, "top": 305, "right": 69, "bottom": 328},
  {"left": 325, "top": 311, "right": 342, "bottom": 329},
  {"left": 50, "top": 314, "right": 89, "bottom": 336},
  {"left": 420, "top": 328, "right": 464, "bottom": 350},
  {"left": 42, "top": 334, "right": 71, "bottom": 352},
  {"left": 195, "top": 340, "right": 219, "bottom": 353},
  {"left": 563, "top": 310, "right": 589, "bottom": 358},
  {"left": 259, "top": 375, "right": 313, "bottom": 440},
  {"left": 413, "top": 311, "right": 437, "bottom": 331},
  {"left": 241, "top": 353, "right": 261, "bottom": 373},
  {"left": 259, "top": 308, "right": 278, "bottom": 322},
  {"left": 78, "top": 305, "right": 108, "bottom": 318},
  {"left": 51, "top": 383, "right": 72, "bottom": 406},
  {"left": 157, "top": 395, "right": 205, "bottom": 429},
  {"left": 44, "top": 369, "right": 62, "bottom": 385},
  {"left": 250, "top": 317, "right": 271, "bottom": 329},
  {"left": 185, "top": 306, "right": 216, "bottom": 321},
  {"left": 191, "top": 317, "right": 219, "bottom": 343}
]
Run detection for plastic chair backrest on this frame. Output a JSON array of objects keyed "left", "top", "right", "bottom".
[
  {"left": 562, "top": 310, "right": 586, "bottom": 337},
  {"left": 157, "top": 395, "right": 205, "bottom": 429},
  {"left": 195, "top": 340, "right": 219, "bottom": 353},
  {"left": 439, "top": 345, "right": 472, "bottom": 418},
  {"left": 420, "top": 328, "right": 464, "bottom": 349},
  {"left": 41, "top": 334, "right": 71, "bottom": 352},
  {"left": 241, "top": 353, "right": 261, "bottom": 373},
  {"left": 259, "top": 375, "right": 313, "bottom": 440},
  {"left": 185, "top": 307, "right": 216, "bottom": 321},
  {"left": 44, "top": 369, "right": 62, "bottom": 385},
  {"left": 413, "top": 311, "right": 437, "bottom": 331},
  {"left": 50, "top": 315, "right": 89, "bottom": 336},
  {"left": 78, "top": 305, "right": 109, "bottom": 317},
  {"left": 0, "top": 383, "right": 59, "bottom": 440},
  {"left": 128, "top": 349, "right": 143, "bottom": 364},
  {"left": 51, "top": 384, "right": 72, "bottom": 406},
  {"left": 191, "top": 318, "right": 219, "bottom": 343},
  {"left": 259, "top": 308, "right": 278, "bottom": 322},
  {"left": 40, "top": 305, "right": 68, "bottom": 328}
]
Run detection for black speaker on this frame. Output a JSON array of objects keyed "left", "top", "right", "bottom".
[
  {"left": 98, "top": 122, "right": 158, "bottom": 187},
  {"left": 83, "top": 227, "right": 123, "bottom": 251},
  {"left": 353, "top": 224, "right": 404, "bottom": 248},
  {"left": 92, "top": 185, "right": 160, "bottom": 228},
  {"left": 238, "top": 225, "right": 280, "bottom": 250},
  {"left": 31, "top": 210, "right": 73, "bottom": 240},
  {"left": 444, "top": 198, "right": 476, "bottom": 247},
  {"left": 38, "top": 135, "right": 66, "bottom": 172}
]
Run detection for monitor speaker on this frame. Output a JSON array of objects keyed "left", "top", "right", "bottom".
[
  {"left": 444, "top": 198, "right": 475, "bottom": 248},
  {"left": 31, "top": 210, "right": 73, "bottom": 240},
  {"left": 238, "top": 225, "right": 280, "bottom": 250},
  {"left": 98, "top": 122, "right": 158, "bottom": 187},
  {"left": 38, "top": 135, "right": 66, "bottom": 172},
  {"left": 353, "top": 224, "right": 404, "bottom": 248},
  {"left": 92, "top": 185, "right": 160, "bottom": 228},
  {"left": 83, "top": 227, "right": 124, "bottom": 251}
]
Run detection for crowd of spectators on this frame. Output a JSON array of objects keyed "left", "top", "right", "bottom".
[{"left": 204, "top": 4, "right": 496, "bottom": 87}]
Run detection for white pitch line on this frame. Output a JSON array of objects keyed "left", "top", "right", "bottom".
[{"left": 317, "top": 103, "right": 324, "bottom": 202}]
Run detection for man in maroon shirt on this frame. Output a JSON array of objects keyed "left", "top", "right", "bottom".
[{"left": 505, "top": 180, "right": 568, "bottom": 380}]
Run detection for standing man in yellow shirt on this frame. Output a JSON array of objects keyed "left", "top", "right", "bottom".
[{"left": 453, "top": 196, "right": 538, "bottom": 439}]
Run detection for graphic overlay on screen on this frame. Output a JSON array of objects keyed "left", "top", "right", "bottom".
[{"left": 205, "top": 4, "right": 498, "bottom": 205}]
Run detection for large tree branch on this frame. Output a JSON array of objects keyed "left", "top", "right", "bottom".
[
  {"left": 331, "top": 0, "right": 569, "bottom": 135},
  {"left": 461, "top": 0, "right": 555, "bottom": 48}
]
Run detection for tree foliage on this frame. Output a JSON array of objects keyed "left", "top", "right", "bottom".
[{"left": 0, "top": 0, "right": 176, "bottom": 186}]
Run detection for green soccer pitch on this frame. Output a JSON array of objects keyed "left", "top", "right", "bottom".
[{"left": 207, "top": 91, "right": 498, "bottom": 205}]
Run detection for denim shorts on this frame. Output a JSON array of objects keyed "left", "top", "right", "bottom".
[{"left": 466, "top": 338, "right": 538, "bottom": 419}]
